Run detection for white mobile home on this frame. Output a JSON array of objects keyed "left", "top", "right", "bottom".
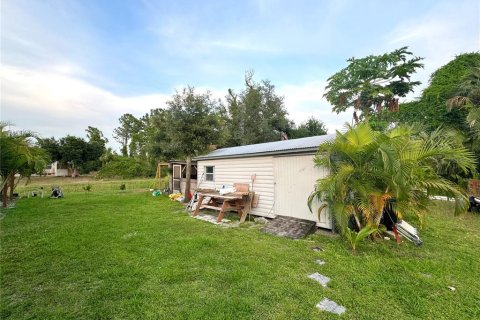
[{"left": 194, "top": 135, "right": 335, "bottom": 229}]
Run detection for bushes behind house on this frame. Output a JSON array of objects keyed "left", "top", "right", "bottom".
[{"left": 96, "top": 156, "right": 155, "bottom": 179}]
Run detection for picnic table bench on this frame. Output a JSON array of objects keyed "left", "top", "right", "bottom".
[{"left": 193, "top": 186, "right": 254, "bottom": 223}]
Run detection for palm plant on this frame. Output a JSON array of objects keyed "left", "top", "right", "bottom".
[
  {"left": 0, "top": 123, "right": 48, "bottom": 207},
  {"left": 446, "top": 67, "right": 480, "bottom": 135},
  {"left": 309, "top": 123, "right": 476, "bottom": 235},
  {"left": 344, "top": 225, "right": 378, "bottom": 252},
  {"left": 446, "top": 66, "right": 480, "bottom": 172}
]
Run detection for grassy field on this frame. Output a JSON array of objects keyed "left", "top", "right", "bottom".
[
  {"left": 1, "top": 179, "right": 479, "bottom": 319},
  {"left": 13, "top": 176, "right": 164, "bottom": 194}
]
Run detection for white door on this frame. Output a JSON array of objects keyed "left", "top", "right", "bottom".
[{"left": 274, "top": 155, "right": 331, "bottom": 229}]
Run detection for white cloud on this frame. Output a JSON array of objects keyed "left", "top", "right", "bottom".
[
  {"left": 386, "top": 0, "right": 480, "bottom": 96},
  {"left": 1, "top": 64, "right": 170, "bottom": 150}
]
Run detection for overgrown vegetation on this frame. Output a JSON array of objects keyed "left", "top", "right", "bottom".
[
  {"left": 309, "top": 123, "right": 476, "bottom": 240},
  {"left": 324, "top": 47, "right": 424, "bottom": 124},
  {"left": 96, "top": 156, "right": 155, "bottom": 179},
  {"left": 385, "top": 52, "right": 480, "bottom": 175},
  {"left": 390, "top": 52, "right": 480, "bottom": 132}
]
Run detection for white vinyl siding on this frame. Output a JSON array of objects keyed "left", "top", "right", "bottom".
[
  {"left": 273, "top": 155, "right": 331, "bottom": 228},
  {"left": 197, "top": 153, "right": 332, "bottom": 229},
  {"left": 197, "top": 156, "right": 275, "bottom": 218}
]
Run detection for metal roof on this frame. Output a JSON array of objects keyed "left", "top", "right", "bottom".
[{"left": 194, "top": 134, "right": 336, "bottom": 160}]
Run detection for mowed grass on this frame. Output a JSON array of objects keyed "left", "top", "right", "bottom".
[
  {"left": 1, "top": 182, "right": 480, "bottom": 319},
  {"left": 14, "top": 176, "right": 162, "bottom": 194}
]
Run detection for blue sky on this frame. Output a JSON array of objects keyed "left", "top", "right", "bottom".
[{"left": 2, "top": 0, "right": 479, "bottom": 151}]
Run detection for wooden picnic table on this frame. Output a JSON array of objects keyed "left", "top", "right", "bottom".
[{"left": 192, "top": 191, "right": 251, "bottom": 223}]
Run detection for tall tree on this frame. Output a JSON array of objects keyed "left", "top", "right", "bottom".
[
  {"left": 166, "top": 87, "right": 222, "bottom": 202},
  {"left": 59, "top": 136, "right": 88, "bottom": 175},
  {"left": 113, "top": 114, "right": 141, "bottom": 156},
  {"left": 86, "top": 126, "right": 108, "bottom": 146},
  {"left": 141, "top": 108, "right": 174, "bottom": 163},
  {"left": 37, "top": 137, "right": 61, "bottom": 162},
  {"left": 225, "top": 72, "right": 290, "bottom": 146},
  {"left": 324, "top": 47, "right": 423, "bottom": 124},
  {"left": 85, "top": 126, "right": 108, "bottom": 172}
]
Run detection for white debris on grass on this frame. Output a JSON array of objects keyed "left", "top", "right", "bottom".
[
  {"left": 122, "top": 232, "right": 138, "bottom": 239},
  {"left": 430, "top": 195, "right": 455, "bottom": 202},
  {"left": 193, "top": 214, "right": 231, "bottom": 225},
  {"left": 308, "top": 272, "right": 331, "bottom": 287},
  {"left": 254, "top": 217, "right": 269, "bottom": 224},
  {"left": 220, "top": 221, "right": 241, "bottom": 228},
  {"left": 315, "top": 259, "right": 326, "bottom": 265},
  {"left": 316, "top": 298, "right": 346, "bottom": 315}
]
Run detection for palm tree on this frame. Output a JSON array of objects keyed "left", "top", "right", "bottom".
[
  {"left": 0, "top": 123, "right": 48, "bottom": 207},
  {"left": 447, "top": 67, "right": 480, "bottom": 136},
  {"left": 309, "top": 123, "right": 476, "bottom": 235}
]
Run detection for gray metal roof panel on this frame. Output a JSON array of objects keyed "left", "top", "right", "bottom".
[{"left": 195, "top": 134, "right": 335, "bottom": 160}]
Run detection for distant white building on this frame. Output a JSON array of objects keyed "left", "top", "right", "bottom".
[{"left": 44, "top": 161, "right": 70, "bottom": 177}]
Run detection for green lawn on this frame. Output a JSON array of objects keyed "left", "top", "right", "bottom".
[{"left": 1, "top": 183, "right": 479, "bottom": 319}]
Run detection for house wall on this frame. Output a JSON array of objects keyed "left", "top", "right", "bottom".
[
  {"left": 44, "top": 163, "right": 54, "bottom": 175},
  {"left": 197, "top": 156, "right": 276, "bottom": 218},
  {"left": 197, "top": 153, "right": 331, "bottom": 228},
  {"left": 273, "top": 154, "right": 331, "bottom": 229},
  {"left": 55, "top": 169, "right": 69, "bottom": 177}
]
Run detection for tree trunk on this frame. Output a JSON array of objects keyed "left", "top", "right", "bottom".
[
  {"left": 183, "top": 155, "right": 192, "bottom": 203},
  {"left": 9, "top": 173, "right": 15, "bottom": 200},
  {"left": 2, "top": 175, "right": 8, "bottom": 208}
]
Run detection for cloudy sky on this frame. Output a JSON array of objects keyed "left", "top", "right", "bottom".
[{"left": 2, "top": 0, "right": 479, "bottom": 151}]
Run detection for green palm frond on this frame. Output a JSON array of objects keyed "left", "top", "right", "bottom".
[{"left": 309, "top": 123, "right": 475, "bottom": 232}]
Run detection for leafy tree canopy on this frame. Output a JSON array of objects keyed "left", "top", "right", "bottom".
[
  {"left": 38, "top": 129, "right": 108, "bottom": 174},
  {"left": 225, "top": 71, "right": 290, "bottom": 146},
  {"left": 289, "top": 117, "right": 328, "bottom": 139},
  {"left": 113, "top": 113, "right": 142, "bottom": 157},
  {"left": 166, "top": 87, "right": 223, "bottom": 157},
  {"left": 165, "top": 86, "right": 223, "bottom": 202},
  {"left": 324, "top": 47, "right": 423, "bottom": 122},
  {"left": 86, "top": 126, "right": 108, "bottom": 146}
]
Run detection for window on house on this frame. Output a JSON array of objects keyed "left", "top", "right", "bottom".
[{"left": 205, "top": 166, "right": 214, "bottom": 181}]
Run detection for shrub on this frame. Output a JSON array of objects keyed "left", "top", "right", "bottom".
[
  {"left": 309, "top": 123, "right": 476, "bottom": 234},
  {"left": 96, "top": 156, "right": 155, "bottom": 179}
]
